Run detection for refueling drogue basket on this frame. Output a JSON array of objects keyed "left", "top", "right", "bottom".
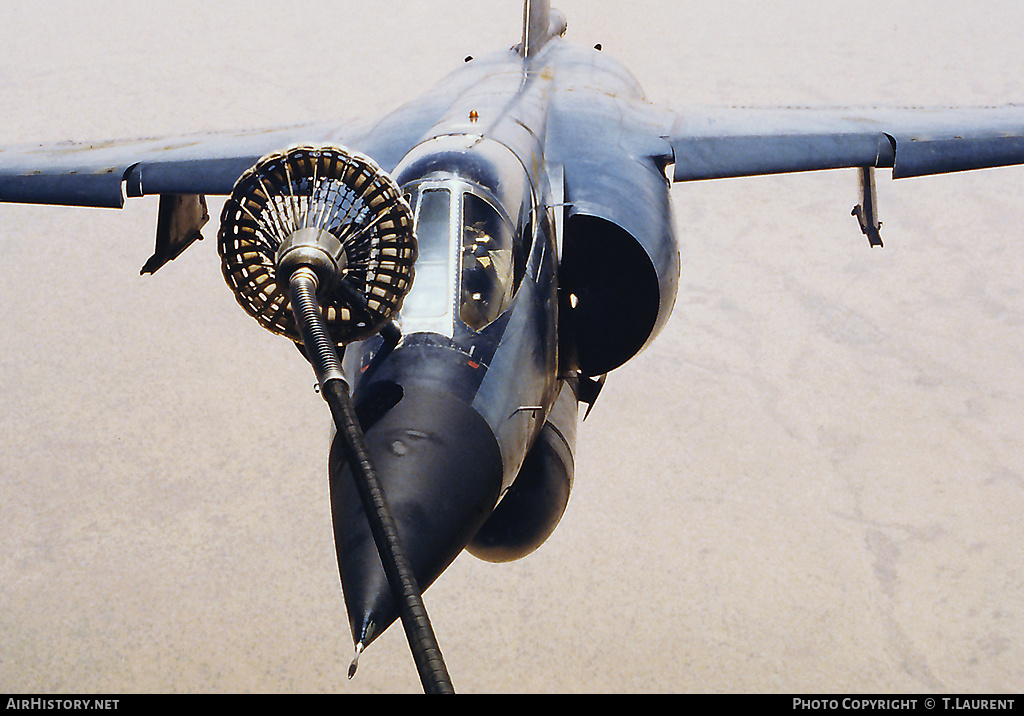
[{"left": 218, "top": 144, "right": 416, "bottom": 346}]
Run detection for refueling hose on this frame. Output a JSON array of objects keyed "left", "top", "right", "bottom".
[{"left": 288, "top": 267, "right": 455, "bottom": 694}]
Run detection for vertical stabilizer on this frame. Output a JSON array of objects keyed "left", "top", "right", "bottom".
[{"left": 520, "top": 0, "right": 564, "bottom": 58}]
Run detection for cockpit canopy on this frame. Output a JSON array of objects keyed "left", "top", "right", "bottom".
[
  {"left": 399, "top": 180, "right": 521, "bottom": 334},
  {"left": 392, "top": 135, "right": 534, "bottom": 336}
]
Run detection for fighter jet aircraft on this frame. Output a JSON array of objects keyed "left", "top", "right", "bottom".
[{"left": 1, "top": 0, "right": 1022, "bottom": 693}]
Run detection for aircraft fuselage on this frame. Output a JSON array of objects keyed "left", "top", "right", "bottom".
[{"left": 327, "top": 32, "right": 680, "bottom": 649}]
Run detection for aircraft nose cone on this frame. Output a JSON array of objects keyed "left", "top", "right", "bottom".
[{"left": 329, "top": 382, "right": 503, "bottom": 648}]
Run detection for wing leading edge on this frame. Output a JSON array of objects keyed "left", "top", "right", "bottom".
[
  {"left": 666, "top": 104, "right": 1024, "bottom": 181},
  {"left": 0, "top": 121, "right": 370, "bottom": 209}
]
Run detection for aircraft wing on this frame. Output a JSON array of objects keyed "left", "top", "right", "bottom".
[
  {"left": 0, "top": 78, "right": 467, "bottom": 272},
  {"left": 0, "top": 119, "right": 377, "bottom": 209},
  {"left": 0, "top": 119, "right": 390, "bottom": 274},
  {"left": 666, "top": 104, "right": 1024, "bottom": 181}
]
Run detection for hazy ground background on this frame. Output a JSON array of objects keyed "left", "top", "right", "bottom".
[{"left": 1, "top": 0, "right": 1022, "bottom": 694}]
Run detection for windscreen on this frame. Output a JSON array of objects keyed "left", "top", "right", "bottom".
[{"left": 402, "top": 188, "right": 453, "bottom": 319}]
